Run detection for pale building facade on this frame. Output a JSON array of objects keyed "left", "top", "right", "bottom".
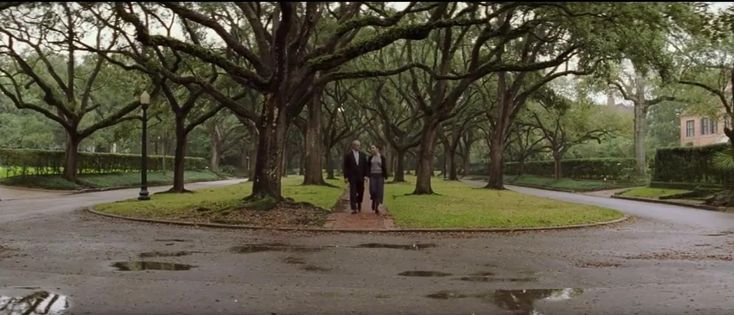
[{"left": 679, "top": 113, "right": 730, "bottom": 146}]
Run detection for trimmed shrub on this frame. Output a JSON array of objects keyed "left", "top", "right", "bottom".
[
  {"left": 0, "top": 149, "right": 207, "bottom": 177},
  {"left": 468, "top": 158, "right": 636, "bottom": 180},
  {"left": 652, "top": 143, "right": 734, "bottom": 188}
]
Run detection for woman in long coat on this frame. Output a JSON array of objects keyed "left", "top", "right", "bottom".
[{"left": 367, "top": 144, "right": 388, "bottom": 214}]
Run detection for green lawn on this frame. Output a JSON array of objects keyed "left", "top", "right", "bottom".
[
  {"left": 385, "top": 177, "right": 623, "bottom": 228},
  {"left": 504, "top": 174, "right": 639, "bottom": 192},
  {"left": 95, "top": 175, "right": 623, "bottom": 229},
  {"left": 619, "top": 187, "right": 691, "bottom": 199},
  {"left": 0, "top": 170, "right": 223, "bottom": 190},
  {"left": 95, "top": 176, "right": 344, "bottom": 218}
]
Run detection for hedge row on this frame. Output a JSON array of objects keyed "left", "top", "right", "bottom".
[
  {"left": 0, "top": 149, "right": 207, "bottom": 177},
  {"left": 468, "top": 158, "right": 637, "bottom": 180},
  {"left": 652, "top": 143, "right": 734, "bottom": 188}
]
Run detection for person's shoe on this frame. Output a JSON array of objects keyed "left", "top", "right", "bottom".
[{"left": 351, "top": 210, "right": 357, "bottom": 214}]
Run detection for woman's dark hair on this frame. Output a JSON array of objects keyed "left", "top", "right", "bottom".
[{"left": 372, "top": 144, "right": 383, "bottom": 151}]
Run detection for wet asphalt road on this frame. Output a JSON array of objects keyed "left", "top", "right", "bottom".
[{"left": 1, "top": 180, "right": 733, "bottom": 315}]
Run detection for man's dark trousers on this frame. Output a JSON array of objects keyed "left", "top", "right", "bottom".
[
  {"left": 349, "top": 178, "right": 364, "bottom": 211},
  {"left": 343, "top": 150, "right": 368, "bottom": 212}
]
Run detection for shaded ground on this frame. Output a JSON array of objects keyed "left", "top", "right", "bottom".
[
  {"left": 93, "top": 177, "right": 343, "bottom": 227},
  {"left": 1, "top": 179, "right": 733, "bottom": 314}
]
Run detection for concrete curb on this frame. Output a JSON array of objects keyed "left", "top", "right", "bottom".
[
  {"left": 86, "top": 207, "right": 631, "bottom": 234},
  {"left": 611, "top": 194, "right": 727, "bottom": 212}
]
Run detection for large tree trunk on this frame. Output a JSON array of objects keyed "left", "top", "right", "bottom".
[
  {"left": 633, "top": 103, "right": 648, "bottom": 177},
  {"left": 209, "top": 125, "right": 222, "bottom": 172},
  {"left": 62, "top": 133, "right": 81, "bottom": 181},
  {"left": 461, "top": 143, "right": 471, "bottom": 177},
  {"left": 447, "top": 147, "right": 458, "bottom": 180},
  {"left": 394, "top": 150, "right": 406, "bottom": 182},
  {"left": 486, "top": 132, "right": 505, "bottom": 189},
  {"left": 414, "top": 119, "right": 441, "bottom": 194},
  {"left": 441, "top": 144, "right": 449, "bottom": 178},
  {"left": 248, "top": 145, "right": 257, "bottom": 181},
  {"left": 303, "top": 89, "right": 325, "bottom": 185},
  {"left": 249, "top": 94, "right": 287, "bottom": 200},
  {"left": 325, "top": 148, "right": 335, "bottom": 179},
  {"left": 486, "top": 71, "right": 511, "bottom": 190},
  {"left": 553, "top": 150, "right": 562, "bottom": 179},
  {"left": 171, "top": 117, "right": 187, "bottom": 193}
]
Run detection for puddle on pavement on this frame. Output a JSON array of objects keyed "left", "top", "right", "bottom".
[
  {"left": 426, "top": 288, "right": 583, "bottom": 312},
  {"left": 458, "top": 276, "right": 537, "bottom": 282},
  {"left": 283, "top": 256, "right": 306, "bottom": 264},
  {"left": 229, "top": 243, "right": 323, "bottom": 254},
  {"left": 354, "top": 243, "right": 437, "bottom": 250},
  {"left": 399, "top": 271, "right": 452, "bottom": 277},
  {"left": 0, "top": 290, "right": 69, "bottom": 315},
  {"left": 112, "top": 261, "right": 195, "bottom": 271},
  {"left": 139, "top": 251, "right": 197, "bottom": 258}
]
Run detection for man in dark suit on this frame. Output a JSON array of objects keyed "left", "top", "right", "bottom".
[{"left": 342, "top": 140, "right": 369, "bottom": 214}]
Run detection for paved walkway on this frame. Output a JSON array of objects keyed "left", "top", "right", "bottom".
[{"left": 323, "top": 184, "right": 395, "bottom": 230}]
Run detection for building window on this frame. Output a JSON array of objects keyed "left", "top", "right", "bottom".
[
  {"left": 686, "top": 120, "right": 695, "bottom": 137},
  {"left": 701, "top": 118, "right": 710, "bottom": 135},
  {"left": 711, "top": 119, "right": 718, "bottom": 134}
]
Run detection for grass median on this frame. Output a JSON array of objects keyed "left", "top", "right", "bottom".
[
  {"left": 94, "top": 176, "right": 344, "bottom": 227},
  {"left": 619, "top": 187, "right": 692, "bottom": 199},
  {"left": 385, "top": 177, "right": 623, "bottom": 229},
  {"left": 503, "top": 174, "right": 640, "bottom": 192}
]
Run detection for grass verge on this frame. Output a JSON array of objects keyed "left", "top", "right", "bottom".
[
  {"left": 386, "top": 177, "right": 623, "bottom": 229},
  {"left": 504, "top": 174, "right": 641, "bottom": 192},
  {"left": 94, "top": 176, "right": 344, "bottom": 227},
  {"left": 0, "top": 170, "right": 223, "bottom": 190},
  {"left": 619, "top": 187, "right": 693, "bottom": 199}
]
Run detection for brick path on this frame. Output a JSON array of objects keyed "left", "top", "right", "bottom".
[{"left": 323, "top": 183, "right": 395, "bottom": 230}]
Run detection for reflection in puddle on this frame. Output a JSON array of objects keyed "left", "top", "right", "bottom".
[
  {"left": 154, "top": 239, "right": 192, "bottom": 242},
  {"left": 229, "top": 243, "right": 323, "bottom": 254},
  {"left": 354, "top": 243, "right": 436, "bottom": 250},
  {"left": 283, "top": 256, "right": 306, "bottom": 264},
  {"left": 112, "top": 261, "right": 195, "bottom": 271},
  {"left": 426, "top": 288, "right": 583, "bottom": 313},
  {"left": 0, "top": 290, "right": 69, "bottom": 315},
  {"left": 399, "top": 271, "right": 452, "bottom": 277}
]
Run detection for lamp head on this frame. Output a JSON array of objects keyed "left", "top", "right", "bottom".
[{"left": 140, "top": 91, "right": 150, "bottom": 110}]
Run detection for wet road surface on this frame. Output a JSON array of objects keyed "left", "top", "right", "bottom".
[{"left": 1, "top": 179, "right": 733, "bottom": 314}]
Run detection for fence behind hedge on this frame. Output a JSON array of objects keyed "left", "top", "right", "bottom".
[
  {"left": 652, "top": 143, "right": 734, "bottom": 188},
  {"left": 467, "top": 158, "right": 637, "bottom": 180},
  {"left": 0, "top": 149, "right": 207, "bottom": 177}
]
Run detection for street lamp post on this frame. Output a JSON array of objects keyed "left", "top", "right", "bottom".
[{"left": 139, "top": 91, "right": 151, "bottom": 201}]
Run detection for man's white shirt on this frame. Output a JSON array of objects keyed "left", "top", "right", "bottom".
[{"left": 353, "top": 150, "right": 359, "bottom": 165}]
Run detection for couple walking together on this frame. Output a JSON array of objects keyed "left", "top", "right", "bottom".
[{"left": 342, "top": 140, "right": 388, "bottom": 215}]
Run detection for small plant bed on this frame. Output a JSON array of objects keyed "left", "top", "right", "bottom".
[
  {"left": 0, "top": 170, "right": 223, "bottom": 190},
  {"left": 94, "top": 176, "right": 344, "bottom": 228},
  {"left": 386, "top": 177, "right": 623, "bottom": 229},
  {"left": 503, "top": 174, "right": 641, "bottom": 192},
  {"left": 618, "top": 187, "right": 693, "bottom": 200}
]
